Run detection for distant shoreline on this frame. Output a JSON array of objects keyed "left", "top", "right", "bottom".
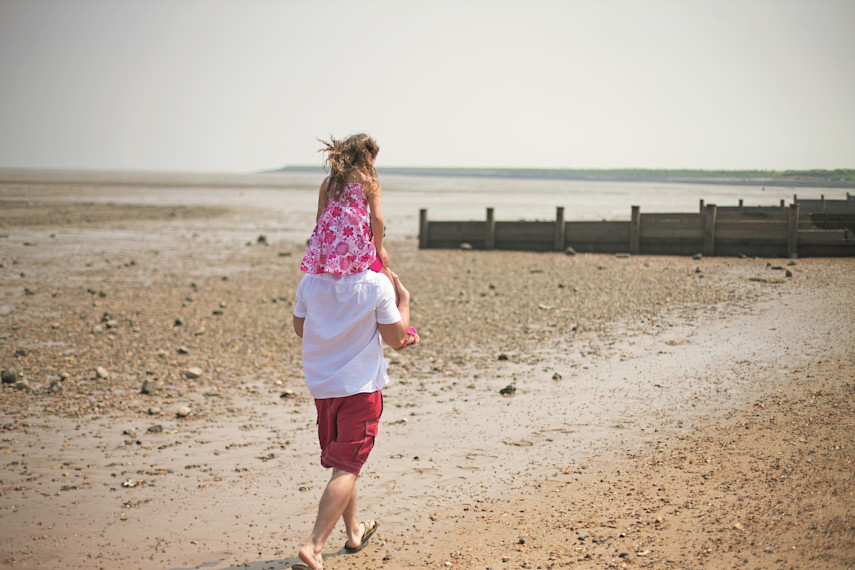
[
  {"left": 277, "top": 165, "right": 855, "bottom": 189},
  {"left": 2, "top": 166, "right": 853, "bottom": 189}
]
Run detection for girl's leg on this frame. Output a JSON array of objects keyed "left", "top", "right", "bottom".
[{"left": 379, "top": 266, "right": 399, "bottom": 305}]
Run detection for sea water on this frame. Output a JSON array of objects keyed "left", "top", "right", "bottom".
[{"left": 1, "top": 168, "right": 846, "bottom": 241}]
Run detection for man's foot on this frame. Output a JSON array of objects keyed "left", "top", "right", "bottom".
[
  {"left": 295, "top": 545, "right": 323, "bottom": 570},
  {"left": 344, "top": 520, "right": 378, "bottom": 553}
]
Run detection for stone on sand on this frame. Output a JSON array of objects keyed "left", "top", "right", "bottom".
[{"left": 185, "top": 367, "right": 203, "bottom": 379}]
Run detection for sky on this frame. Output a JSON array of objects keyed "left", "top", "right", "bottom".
[{"left": 0, "top": 0, "right": 853, "bottom": 173}]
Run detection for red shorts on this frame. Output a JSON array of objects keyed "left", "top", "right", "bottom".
[{"left": 315, "top": 391, "right": 383, "bottom": 475}]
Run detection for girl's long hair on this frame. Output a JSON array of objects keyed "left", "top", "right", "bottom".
[{"left": 318, "top": 133, "right": 380, "bottom": 201}]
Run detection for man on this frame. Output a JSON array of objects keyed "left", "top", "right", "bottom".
[{"left": 291, "top": 268, "right": 415, "bottom": 570}]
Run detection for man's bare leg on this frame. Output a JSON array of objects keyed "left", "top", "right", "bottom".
[
  {"left": 298, "top": 468, "right": 357, "bottom": 570},
  {"left": 341, "top": 479, "right": 360, "bottom": 548},
  {"left": 341, "top": 483, "right": 376, "bottom": 550}
]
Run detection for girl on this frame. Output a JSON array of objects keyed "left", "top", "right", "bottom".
[{"left": 300, "top": 133, "right": 418, "bottom": 349}]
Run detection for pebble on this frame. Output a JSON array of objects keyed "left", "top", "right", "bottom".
[
  {"left": 176, "top": 406, "right": 192, "bottom": 418},
  {"left": 1, "top": 367, "right": 19, "bottom": 384},
  {"left": 185, "top": 367, "right": 203, "bottom": 379},
  {"left": 140, "top": 379, "right": 161, "bottom": 395},
  {"left": 95, "top": 366, "right": 110, "bottom": 379}
]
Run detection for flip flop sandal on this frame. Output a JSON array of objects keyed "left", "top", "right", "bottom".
[
  {"left": 394, "top": 327, "right": 419, "bottom": 351},
  {"left": 343, "top": 520, "right": 378, "bottom": 553}
]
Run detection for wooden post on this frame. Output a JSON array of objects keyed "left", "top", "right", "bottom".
[
  {"left": 629, "top": 205, "right": 640, "bottom": 254},
  {"left": 699, "top": 199, "right": 705, "bottom": 213},
  {"left": 419, "top": 209, "right": 429, "bottom": 249},
  {"left": 703, "top": 204, "right": 717, "bottom": 257},
  {"left": 780, "top": 199, "right": 785, "bottom": 208},
  {"left": 821, "top": 194, "right": 826, "bottom": 212},
  {"left": 554, "top": 207, "right": 565, "bottom": 251},
  {"left": 739, "top": 199, "right": 744, "bottom": 212},
  {"left": 485, "top": 208, "right": 495, "bottom": 250},
  {"left": 787, "top": 203, "right": 799, "bottom": 257}
]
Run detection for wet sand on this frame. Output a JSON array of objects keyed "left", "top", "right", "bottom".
[{"left": 1, "top": 188, "right": 853, "bottom": 569}]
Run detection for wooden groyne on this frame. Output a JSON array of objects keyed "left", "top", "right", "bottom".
[{"left": 418, "top": 193, "right": 855, "bottom": 257}]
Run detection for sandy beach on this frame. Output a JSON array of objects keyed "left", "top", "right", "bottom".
[{"left": 1, "top": 185, "right": 853, "bottom": 569}]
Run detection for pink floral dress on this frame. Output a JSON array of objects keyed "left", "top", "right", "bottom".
[{"left": 300, "top": 181, "right": 377, "bottom": 275}]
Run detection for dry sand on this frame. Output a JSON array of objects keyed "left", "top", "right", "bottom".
[{"left": 0, "top": 190, "right": 853, "bottom": 569}]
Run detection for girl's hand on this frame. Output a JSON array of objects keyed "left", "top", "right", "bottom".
[{"left": 379, "top": 246, "right": 390, "bottom": 268}]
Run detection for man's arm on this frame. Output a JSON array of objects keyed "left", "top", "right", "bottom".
[
  {"left": 378, "top": 273, "right": 411, "bottom": 349},
  {"left": 293, "top": 315, "right": 305, "bottom": 338}
]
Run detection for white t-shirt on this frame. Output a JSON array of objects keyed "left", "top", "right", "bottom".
[{"left": 294, "top": 271, "right": 402, "bottom": 399}]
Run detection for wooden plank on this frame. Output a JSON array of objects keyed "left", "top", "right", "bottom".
[
  {"left": 716, "top": 236, "right": 787, "bottom": 247},
  {"left": 715, "top": 221, "right": 788, "bottom": 239},
  {"left": 629, "top": 206, "right": 640, "bottom": 254},
  {"left": 794, "top": 198, "right": 855, "bottom": 213},
  {"left": 639, "top": 217, "right": 703, "bottom": 233},
  {"left": 554, "top": 207, "right": 565, "bottom": 251},
  {"left": 640, "top": 227, "right": 705, "bottom": 240},
  {"left": 565, "top": 221, "right": 630, "bottom": 242},
  {"left": 703, "top": 205, "right": 717, "bottom": 256},
  {"left": 419, "top": 209, "right": 429, "bottom": 249},
  {"left": 641, "top": 240, "right": 704, "bottom": 256},
  {"left": 494, "top": 221, "right": 555, "bottom": 250},
  {"left": 787, "top": 203, "right": 799, "bottom": 257},
  {"left": 485, "top": 208, "right": 495, "bottom": 250},
  {"left": 798, "top": 230, "right": 853, "bottom": 245},
  {"left": 716, "top": 209, "right": 789, "bottom": 220},
  {"left": 428, "top": 221, "right": 483, "bottom": 235},
  {"left": 714, "top": 242, "right": 787, "bottom": 257},
  {"left": 640, "top": 213, "right": 700, "bottom": 224},
  {"left": 495, "top": 221, "right": 555, "bottom": 239},
  {"left": 427, "top": 221, "right": 484, "bottom": 248}
]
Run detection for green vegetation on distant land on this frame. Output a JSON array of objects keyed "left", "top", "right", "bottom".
[
  {"left": 571, "top": 168, "right": 855, "bottom": 188},
  {"left": 276, "top": 166, "right": 855, "bottom": 188}
]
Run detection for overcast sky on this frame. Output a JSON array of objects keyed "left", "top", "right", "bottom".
[{"left": 1, "top": 0, "right": 853, "bottom": 173}]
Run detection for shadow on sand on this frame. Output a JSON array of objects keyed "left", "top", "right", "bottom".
[{"left": 169, "top": 548, "right": 353, "bottom": 570}]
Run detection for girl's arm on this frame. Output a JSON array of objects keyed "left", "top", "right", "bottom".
[
  {"left": 365, "top": 182, "right": 389, "bottom": 267},
  {"left": 315, "top": 179, "right": 329, "bottom": 222}
]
